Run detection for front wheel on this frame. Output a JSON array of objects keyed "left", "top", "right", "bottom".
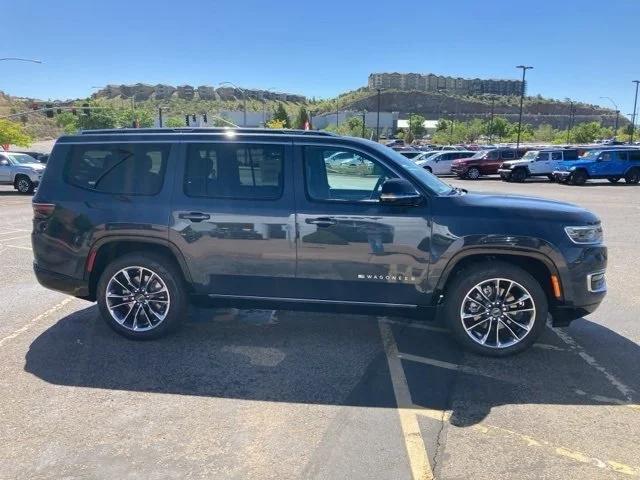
[
  {"left": 466, "top": 167, "right": 481, "bottom": 180},
  {"left": 511, "top": 168, "right": 527, "bottom": 183},
  {"left": 97, "top": 253, "right": 187, "bottom": 339},
  {"left": 15, "top": 176, "right": 34, "bottom": 194},
  {"left": 607, "top": 177, "right": 621, "bottom": 183},
  {"left": 442, "top": 261, "right": 548, "bottom": 356},
  {"left": 570, "top": 169, "right": 588, "bottom": 185}
]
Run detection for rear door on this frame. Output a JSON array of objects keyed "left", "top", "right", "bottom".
[
  {"left": 170, "top": 139, "right": 297, "bottom": 297},
  {"left": 293, "top": 142, "right": 432, "bottom": 306}
]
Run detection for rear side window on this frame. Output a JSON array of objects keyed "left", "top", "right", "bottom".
[
  {"left": 501, "top": 150, "right": 515, "bottom": 160},
  {"left": 629, "top": 150, "right": 640, "bottom": 162},
  {"left": 551, "top": 152, "right": 562, "bottom": 160},
  {"left": 64, "top": 143, "right": 169, "bottom": 195},
  {"left": 616, "top": 151, "right": 628, "bottom": 161},
  {"left": 563, "top": 150, "right": 579, "bottom": 160},
  {"left": 184, "top": 143, "right": 284, "bottom": 199}
]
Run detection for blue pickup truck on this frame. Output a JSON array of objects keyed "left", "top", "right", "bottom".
[{"left": 553, "top": 148, "right": 640, "bottom": 185}]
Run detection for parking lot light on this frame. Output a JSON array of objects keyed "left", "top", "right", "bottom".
[
  {"left": 630, "top": 81, "right": 639, "bottom": 144},
  {"left": 515, "top": 65, "right": 533, "bottom": 150}
]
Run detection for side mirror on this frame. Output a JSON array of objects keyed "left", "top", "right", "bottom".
[{"left": 379, "top": 178, "right": 422, "bottom": 206}]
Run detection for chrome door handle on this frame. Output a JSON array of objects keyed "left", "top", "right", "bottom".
[
  {"left": 179, "top": 212, "right": 211, "bottom": 222},
  {"left": 305, "top": 217, "right": 337, "bottom": 227}
]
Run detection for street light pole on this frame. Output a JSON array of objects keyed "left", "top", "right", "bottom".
[
  {"left": 362, "top": 110, "right": 366, "bottom": 138},
  {"left": 219, "top": 82, "right": 247, "bottom": 127},
  {"left": 336, "top": 99, "right": 339, "bottom": 128},
  {"left": 488, "top": 96, "right": 495, "bottom": 144},
  {"left": 599, "top": 96, "right": 619, "bottom": 139},
  {"left": 630, "top": 80, "right": 640, "bottom": 144},
  {"left": 376, "top": 88, "right": 381, "bottom": 141},
  {"left": 566, "top": 101, "right": 574, "bottom": 144},
  {"left": 515, "top": 65, "right": 533, "bottom": 150}
]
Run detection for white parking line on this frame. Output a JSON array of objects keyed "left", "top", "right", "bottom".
[
  {"left": 550, "top": 326, "right": 635, "bottom": 401},
  {"left": 3, "top": 244, "right": 32, "bottom": 251},
  {"left": 0, "top": 297, "right": 74, "bottom": 347},
  {"left": 378, "top": 319, "right": 434, "bottom": 480},
  {"left": 0, "top": 234, "right": 31, "bottom": 242}
]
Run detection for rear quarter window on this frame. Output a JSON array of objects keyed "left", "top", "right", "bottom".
[
  {"left": 63, "top": 143, "right": 170, "bottom": 195},
  {"left": 628, "top": 150, "right": 640, "bottom": 162}
]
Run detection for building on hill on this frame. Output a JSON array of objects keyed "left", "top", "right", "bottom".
[
  {"left": 197, "top": 86, "right": 216, "bottom": 100},
  {"left": 368, "top": 72, "right": 523, "bottom": 96},
  {"left": 132, "top": 83, "right": 154, "bottom": 101},
  {"left": 155, "top": 84, "right": 176, "bottom": 99},
  {"left": 177, "top": 85, "right": 195, "bottom": 100}
]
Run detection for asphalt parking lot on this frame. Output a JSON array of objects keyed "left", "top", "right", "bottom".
[{"left": 0, "top": 179, "right": 638, "bottom": 480}]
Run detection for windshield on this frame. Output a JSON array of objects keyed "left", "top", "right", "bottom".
[
  {"left": 7, "top": 153, "right": 39, "bottom": 164},
  {"left": 580, "top": 150, "right": 602, "bottom": 160},
  {"left": 371, "top": 142, "right": 452, "bottom": 195},
  {"left": 521, "top": 151, "right": 539, "bottom": 160},
  {"left": 469, "top": 150, "right": 488, "bottom": 159}
]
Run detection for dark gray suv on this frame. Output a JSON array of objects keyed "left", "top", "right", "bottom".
[{"left": 32, "top": 128, "right": 607, "bottom": 356}]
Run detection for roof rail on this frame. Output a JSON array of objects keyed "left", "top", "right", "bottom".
[{"left": 78, "top": 127, "right": 338, "bottom": 136}]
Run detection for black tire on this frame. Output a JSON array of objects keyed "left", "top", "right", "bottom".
[
  {"left": 624, "top": 169, "right": 640, "bottom": 184},
  {"left": 442, "top": 261, "right": 548, "bottom": 357},
  {"left": 97, "top": 252, "right": 187, "bottom": 340},
  {"left": 570, "top": 169, "right": 588, "bottom": 185},
  {"left": 15, "top": 175, "right": 34, "bottom": 194},
  {"left": 607, "top": 177, "right": 621, "bottom": 183},
  {"left": 511, "top": 168, "right": 527, "bottom": 183},
  {"left": 466, "top": 167, "right": 481, "bottom": 180}
]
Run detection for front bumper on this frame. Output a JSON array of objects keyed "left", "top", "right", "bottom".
[
  {"left": 553, "top": 170, "right": 572, "bottom": 182},
  {"left": 498, "top": 169, "right": 512, "bottom": 179}
]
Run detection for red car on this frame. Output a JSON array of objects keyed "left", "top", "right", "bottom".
[{"left": 451, "top": 148, "right": 529, "bottom": 179}]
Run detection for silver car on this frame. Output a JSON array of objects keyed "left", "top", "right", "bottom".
[{"left": 0, "top": 152, "right": 46, "bottom": 194}]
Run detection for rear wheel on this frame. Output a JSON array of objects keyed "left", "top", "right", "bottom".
[
  {"left": 442, "top": 261, "right": 548, "bottom": 356},
  {"left": 511, "top": 168, "right": 527, "bottom": 183},
  {"left": 570, "top": 169, "right": 588, "bottom": 185},
  {"left": 97, "top": 253, "right": 187, "bottom": 339},
  {"left": 607, "top": 177, "right": 621, "bottom": 183},
  {"left": 547, "top": 174, "right": 555, "bottom": 182},
  {"left": 15, "top": 176, "right": 34, "bottom": 194},
  {"left": 466, "top": 167, "right": 481, "bottom": 180},
  {"left": 624, "top": 169, "right": 640, "bottom": 184}
]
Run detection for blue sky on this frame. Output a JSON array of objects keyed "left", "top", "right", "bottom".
[{"left": 3, "top": 0, "right": 640, "bottom": 115}]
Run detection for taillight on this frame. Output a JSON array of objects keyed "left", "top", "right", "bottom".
[{"left": 33, "top": 203, "right": 55, "bottom": 219}]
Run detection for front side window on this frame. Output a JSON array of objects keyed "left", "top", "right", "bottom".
[
  {"left": 600, "top": 152, "right": 613, "bottom": 162},
  {"left": 537, "top": 152, "right": 550, "bottom": 161},
  {"left": 64, "top": 143, "right": 169, "bottom": 195},
  {"left": 184, "top": 143, "right": 284, "bottom": 199},
  {"left": 501, "top": 150, "right": 515, "bottom": 160},
  {"left": 304, "top": 147, "right": 396, "bottom": 202}
]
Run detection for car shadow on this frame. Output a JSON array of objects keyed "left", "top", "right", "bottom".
[{"left": 24, "top": 305, "right": 639, "bottom": 426}]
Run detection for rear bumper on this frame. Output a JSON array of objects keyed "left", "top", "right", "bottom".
[{"left": 33, "top": 263, "right": 90, "bottom": 298}]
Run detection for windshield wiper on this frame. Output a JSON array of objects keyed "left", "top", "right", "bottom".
[{"left": 92, "top": 149, "right": 134, "bottom": 189}]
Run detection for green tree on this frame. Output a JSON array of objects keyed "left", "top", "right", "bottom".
[
  {"left": 76, "top": 107, "right": 118, "bottom": 130},
  {"left": 486, "top": 116, "right": 510, "bottom": 141},
  {"left": 534, "top": 124, "right": 555, "bottom": 142},
  {"left": 0, "top": 119, "right": 32, "bottom": 147},
  {"left": 266, "top": 118, "right": 287, "bottom": 129},
  {"left": 119, "top": 109, "right": 154, "bottom": 128},
  {"left": 293, "top": 107, "right": 309, "bottom": 129},
  {"left": 272, "top": 103, "right": 290, "bottom": 128},
  {"left": 409, "top": 114, "right": 426, "bottom": 138},
  {"left": 55, "top": 112, "right": 80, "bottom": 134},
  {"left": 165, "top": 116, "right": 187, "bottom": 128}
]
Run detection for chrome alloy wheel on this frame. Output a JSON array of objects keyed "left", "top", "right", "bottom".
[
  {"left": 17, "top": 178, "right": 31, "bottom": 193},
  {"left": 105, "top": 266, "right": 170, "bottom": 332},
  {"left": 460, "top": 278, "right": 536, "bottom": 349}
]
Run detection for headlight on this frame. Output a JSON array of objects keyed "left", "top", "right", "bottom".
[
  {"left": 569, "top": 166, "right": 577, "bottom": 171},
  {"left": 564, "top": 225, "right": 603, "bottom": 244}
]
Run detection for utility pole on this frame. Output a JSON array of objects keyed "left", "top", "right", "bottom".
[
  {"left": 515, "top": 65, "right": 533, "bottom": 149},
  {"left": 488, "top": 96, "right": 495, "bottom": 144},
  {"left": 630, "top": 80, "right": 640, "bottom": 144},
  {"left": 158, "top": 107, "right": 163, "bottom": 128},
  {"left": 376, "top": 88, "right": 381, "bottom": 141},
  {"left": 566, "top": 101, "right": 574, "bottom": 144},
  {"left": 599, "top": 96, "right": 619, "bottom": 139},
  {"left": 361, "top": 110, "right": 366, "bottom": 138},
  {"left": 336, "top": 99, "right": 339, "bottom": 128}
]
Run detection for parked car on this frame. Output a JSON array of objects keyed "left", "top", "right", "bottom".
[
  {"left": 0, "top": 151, "right": 46, "bottom": 193},
  {"left": 398, "top": 150, "right": 423, "bottom": 160},
  {"left": 12, "top": 150, "right": 50, "bottom": 163},
  {"left": 553, "top": 148, "right": 640, "bottom": 185},
  {"left": 451, "top": 148, "right": 528, "bottom": 179},
  {"left": 33, "top": 128, "right": 607, "bottom": 357},
  {"left": 498, "top": 148, "right": 580, "bottom": 182},
  {"left": 416, "top": 150, "right": 475, "bottom": 175}
]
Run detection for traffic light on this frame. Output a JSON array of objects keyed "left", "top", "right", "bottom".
[
  {"left": 45, "top": 104, "right": 54, "bottom": 118},
  {"left": 71, "top": 108, "right": 77, "bottom": 116},
  {"left": 191, "top": 114, "right": 196, "bottom": 122},
  {"left": 185, "top": 114, "right": 190, "bottom": 126},
  {"left": 83, "top": 103, "right": 91, "bottom": 116},
  {"left": 203, "top": 113, "right": 208, "bottom": 123}
]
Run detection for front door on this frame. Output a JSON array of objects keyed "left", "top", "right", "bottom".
[
  {"left": 170, "top": 140, "right": 297, "bottom": 297},
  {"left": 529, "top": 152, "right": 551, "bottom": 175},
  {"left": 0, "top": 156, "right": 11, "bottom": 183},
  {"left": 293, "top": 144, "right": 432, "bottom": 306}
]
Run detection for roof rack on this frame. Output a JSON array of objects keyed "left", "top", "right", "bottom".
[{"left": 78, "top": 127, "right": 337, "bottom": 136}]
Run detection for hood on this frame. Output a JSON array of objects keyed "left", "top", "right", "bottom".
[
  {"left": 554, "top": 160, "right": 591, "bottom": 172},
  {"left": 501, "top": 159, "right": 530, "bottom": 168},
  {"left": 454, "top": 191, "right": 599, "bottom": 224},
  {"left": 18, "top": 162, "right": 45, "bottom": 171}
]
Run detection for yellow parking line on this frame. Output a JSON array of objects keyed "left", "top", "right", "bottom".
[
  {"left": 378, "top": 319, "right": 434, "bottom": 480},
  {"left": 413, "top": 407, "right": 640, "bottom": 476}
]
